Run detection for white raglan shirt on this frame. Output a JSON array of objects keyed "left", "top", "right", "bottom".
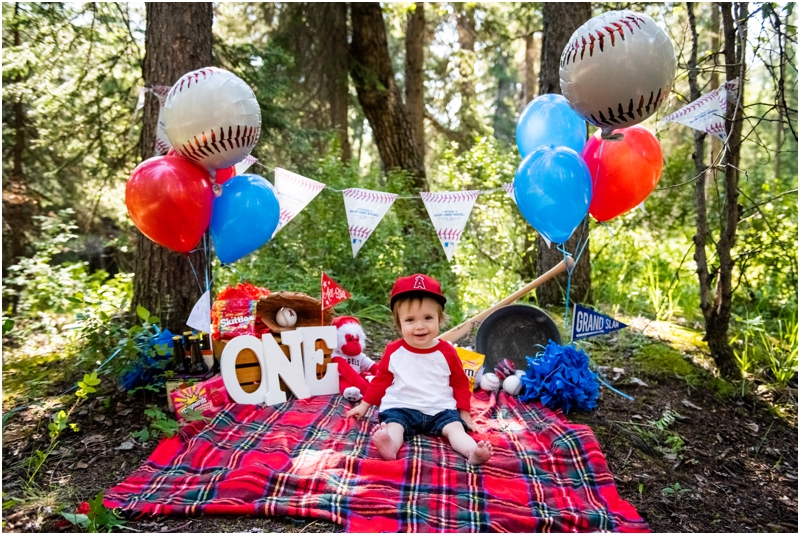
[{"left": 362, "top": 339, "right": 471, "bottom": 416}]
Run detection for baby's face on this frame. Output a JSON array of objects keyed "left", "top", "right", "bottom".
[{"left": 396, "top": 297, "right": 440, "bottom": 349}]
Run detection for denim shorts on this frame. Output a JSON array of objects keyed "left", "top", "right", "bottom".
[{"left": 379, "top": 407, "right": 468, "bottom": 440}]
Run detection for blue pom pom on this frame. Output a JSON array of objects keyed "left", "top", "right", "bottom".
[{"left": 519, "top": 341, "right": 599, "bottom": 413}]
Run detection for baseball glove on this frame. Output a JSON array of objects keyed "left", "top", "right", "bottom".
[{"left": 256, "top": 291, "right": 333, "bottom": 333}]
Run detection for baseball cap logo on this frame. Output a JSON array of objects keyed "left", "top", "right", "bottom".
[{"left": 413, "top": 275, "right": 426, "bottom": 290}]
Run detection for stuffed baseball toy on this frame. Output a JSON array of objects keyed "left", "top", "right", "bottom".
[
  {"left": 559, "top": 10, "right": 676, "bottom": 138},
  {"left": 330, "top": 316, "right": 378, "bottom": 402}
]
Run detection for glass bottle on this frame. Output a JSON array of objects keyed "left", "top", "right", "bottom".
[
  {"left": 189, "top": 335, "right": 208, "bottom": 375},
  {"left": 172, "top": 335, "right": 189, "bottom": 374}
]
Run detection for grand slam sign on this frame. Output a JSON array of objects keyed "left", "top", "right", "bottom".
[{"left": 571, "top": 303, "right": 627, "bottom": 341}]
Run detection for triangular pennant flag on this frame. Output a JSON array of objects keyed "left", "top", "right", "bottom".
[
  {"left": 234, "top": 155, "right": 257, "bottom": 176},
  {"left": 571, "top": 303, "right": 627, "bottom": 341},
  {"left": 342, "top": 188, "right": 398, "bottom": 257},
  {"left": 272, "top": 167, "right": 326, "bottom": 237},
  {"left": 662, "top": 78, "right": 739, "bottom": 141},
  {"left": 186, "top": 290, "right": 211, "bottom": 333},
  {"left": 502, "top": 182, "right": 516, "bottom": 204},
  {"left": 637, "top": 201, "right": 646, "bottom": 213},
  {"left": 421, "top": 191, "right": 480, "bottom": 262},
  {"left": 321, "top": 272, "right": 350, "bottom": 309},
  {"left": 152, "top": 85, "right": 173, "bottom": 155},
  {"left": 542, "top": 236, "right": 552, "bottom": 248}
]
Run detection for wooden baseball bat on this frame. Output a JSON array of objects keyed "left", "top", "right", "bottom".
[{"left": 437, "top": 256, "right": 574, "bottom": 343}]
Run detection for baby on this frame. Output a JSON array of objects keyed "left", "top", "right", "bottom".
[{"left": 346, "top": 274, "right": 493, "bottom": 465}]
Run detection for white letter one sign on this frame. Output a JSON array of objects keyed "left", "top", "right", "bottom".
[{"left": 219, "top": 326, "right": 340, "bottom": 405}]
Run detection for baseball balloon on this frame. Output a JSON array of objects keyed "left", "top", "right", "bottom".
[
  {"left": 275, "top": 307, "right": 298, "bottom": 328},
  {"left": 163, "top": 67, "right": 261, "bottom": 172},
  {"left": 479, "top": 372, "right": 501, "bottom": 392},
  {"left": 503, "top": 375, "right": 522, "bottom": 396},
  {"left": 560, "top": 11, "right": 676, "bottom": 137}
]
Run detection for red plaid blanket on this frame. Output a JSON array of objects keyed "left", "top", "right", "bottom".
[{"left": 105, "top": 392, "right": 648, "bottom": 532}]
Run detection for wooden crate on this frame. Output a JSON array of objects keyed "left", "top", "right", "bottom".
[{"left": 227, "top": 334, "right": 333, "bottom": 393}]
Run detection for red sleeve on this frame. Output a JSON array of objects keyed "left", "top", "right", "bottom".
[
  {"left": 361, "top": 340, "right": 400, "bottom": 407},
  {"left": 441, "top": 341, "right": 471, "bottom": 412}
]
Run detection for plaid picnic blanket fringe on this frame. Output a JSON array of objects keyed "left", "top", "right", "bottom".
[{"left": 105, "top": 392, "right": 649, "bottom": 533}]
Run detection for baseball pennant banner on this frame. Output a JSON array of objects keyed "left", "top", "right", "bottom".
[
  {"left": 152, "top": 85, "right": 172, "bottom": 155},
  {"left": 343, "top": 188, "right": 398, "bottom": 258},
  {"left": 234, "top": 155, "right": 257, "bottom": 176},
  {"left": 186, "top": 290, "right": 211, "bottom": 333},
  {"left": 421, "top": 191, "right": 480, "bottom": 262},
  {"left": 321, "top": 272, "right": 350, "bottom": 309},
  {"left": 662, "top": 79, "right": 739, "bottom": 141},
  {"left": 273, "top": 167, "right": 326, "bottom": 237},
  {"left": 503, "top": 182, "right": 516, "bottom": 204},
  {"left": 571, "top": 303, "right": 627, "bottom": 341}
]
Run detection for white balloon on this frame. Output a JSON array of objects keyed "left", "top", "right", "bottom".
[
  {"left": 163, "top": 67, "right": 261, "bottom": 172},
  {"left": 559, "top": 11, "right": 676, "bottom": 137}
]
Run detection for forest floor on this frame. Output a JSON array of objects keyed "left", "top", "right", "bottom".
[{"left": 2, "top": 315, "right": 797, "bottom": 533}]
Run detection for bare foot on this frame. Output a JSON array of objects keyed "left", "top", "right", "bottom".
[
  {"left": 371, "top": 422, "right": 400, "bottom": 460},
  {"left": 467, "top": 440, "right": 493, "bottom": 465}
]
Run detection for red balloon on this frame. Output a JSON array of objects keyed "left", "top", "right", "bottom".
[
  {"left": 125, "top": 155, "right": 214, "bottom": 253},
  {"left": 582, "top": 125, "right": 663, "bottom": 222},
  {"left": 214, "top": 165, "right": 237, "bottom": 185}
]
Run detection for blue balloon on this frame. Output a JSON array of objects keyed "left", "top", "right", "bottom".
[
  {"left": 516, "top": 94, "right": 587, "bottom": 157},
  {"left": 210, "top": 174, "right": 280, "bottom": 264},
  {"left": 513, "top": 146, "right": 592, "bottom": 244}
]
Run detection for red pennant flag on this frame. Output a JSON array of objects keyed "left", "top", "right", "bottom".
[{"left": 321, "top": 272, "right": 351, "bottom": 309}]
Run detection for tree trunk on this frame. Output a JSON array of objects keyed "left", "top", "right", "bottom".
[
  {"left": 523, "top": 33, "right": 539, "bottom": 105},
  {"left": 709, "top": 3, "right": 722, "bottom": 167},
  {"left": 2, "top": 2, "right": 39, "bottom": 298},
  {"left": 405, "top": 2, "right": 425, "bottom": 163},
  {"left": 349, "top": 3, "right": 425, "bottom": 187},
  {"left": 454, "top": 4, "right": 482, "bottom": 146},
  {"left": 535, "top": 2, "right": 592, "bottom": 307},
  {"left": 132, "top": 2, "right": 213, "bottom": 334},
  {"left": 327, "top": 2, "right": 351, "bottom": 162},
  {"left": 689, "top": 1, "right": 746, "bottom": 381}
]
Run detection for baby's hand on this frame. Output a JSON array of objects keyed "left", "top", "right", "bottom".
[{"left": 346, "top": 401, "right": 370, "bottom": 420}]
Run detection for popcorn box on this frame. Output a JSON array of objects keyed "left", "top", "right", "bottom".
[
  {"left": 170, "top": 375, "right": 230, "bottom": 421},
  {"left": 456, "top": 347, "right": 486, "bottom": 391}
]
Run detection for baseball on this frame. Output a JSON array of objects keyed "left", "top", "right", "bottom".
[
  {"left": 514, "top": 370, "right": 526, "bottom": 378},
  {"left": 479, "top": 372, "right": 501, "bottom": 392},
  {"left": 275, "top": 307, "right": 297, "bottom": 328},
  {"left": 559, "top": 11, "right": 676, "bottom": 137},
  {"left": 163, "top": 67, "right": 261, "bottom": 171},
  {"left": 503, "top": 375, "right": 522, "bottom": 396}
]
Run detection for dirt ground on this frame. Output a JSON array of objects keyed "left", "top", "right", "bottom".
[{"left": 2, "top": 319, "right": 797, "bottom": 533}]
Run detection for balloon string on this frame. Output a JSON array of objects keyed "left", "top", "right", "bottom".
[
  {"left": 186, "top": 255, "right": 203, "bottom": 295},
  {"left": 203, "top": 233, "right": 210, "bottom": 293},
  {"left": 223, "top": 263, "right": 244, "bottom": 282},
  {"left": 596, "top": 374, "right": 635, "bottom": 401}
]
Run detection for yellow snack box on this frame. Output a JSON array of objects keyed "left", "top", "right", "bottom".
[{"left": 456, "top": 347, "right": 486, "bottom": 391}]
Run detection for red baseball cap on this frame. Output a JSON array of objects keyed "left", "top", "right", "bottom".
[{"left": 390, "top": 274, "right": 447, "bottom": 308}]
